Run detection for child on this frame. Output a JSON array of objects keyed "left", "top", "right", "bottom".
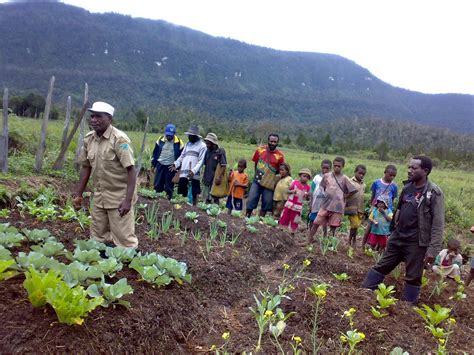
[
  {"left": 466, "top": 226, "right": 474, "bottom": 286},
  {"left": 433, "top": 239, "right": 463, "bottom": 279},
  {"left": 308, "top": 159, "right": 332, "bottom": 224},
  {"left": 362, "top": 165, "right": 398, "bottom": 248},
  {"left": 307, "top": 156, "right": 357, "bottom": 244},
  {"left": 344, "top": 164, "right": 367, "bottom": 247},
  {"left": 226, "top": 159, "right": 249, "bottom": 213},
  {"left": 279, "top": 168, "right": 311, "bottom": 233},
  {"left": 366, "top": 197, "right": 393, "bottom": 251},
  {"left": 273, "top": 163, "right": 293, "bottom": 218}
]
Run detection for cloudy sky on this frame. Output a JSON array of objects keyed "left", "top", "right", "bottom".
[{"left": 34, "top": 0, "right": 474, "bottom": 94}]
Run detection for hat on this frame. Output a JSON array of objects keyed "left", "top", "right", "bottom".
[
  {"left": 165, "top": 124, "right": 176, "bottom": 136},
  {"left": 88, "top": 102, "right": 114, "bottom": 116},
  {"left": 184, "top": 125, "right": 201, "bottom": 137},
  {"left": 376, "top": 197, "right": 389, "bottom": 207},
  {"left": 299, "top": 168, "right": 312, "bottom": 178},
  {"left": 204, "top": 132, "right": 219, "bottom": 146}
]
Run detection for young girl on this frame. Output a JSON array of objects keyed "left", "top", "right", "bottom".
[
  {"left": 367, "top": 198, "right": 393, "bottom": 251},
  {"left": 279, "top": 168, "right": 311, "bottom": 233},
  {"left": 433, "top": 239, "right": 463, "bottom": 279},
  {"left": 273, "top": 163, "right": 293, "bottom": 218},
  {"left": 226, "top": 159, "right": 249, "bottom": 213}
]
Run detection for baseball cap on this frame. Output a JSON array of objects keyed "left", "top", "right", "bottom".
[
  {"left": 88, "top": 102, "right": 115, "bottom": 116},
  {"left": 165, "top": 124, "right": 176, "bottom": 136}
]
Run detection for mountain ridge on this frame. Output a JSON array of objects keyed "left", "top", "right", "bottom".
[{"left": 0, "top": 2, "right": 473, "bottom": 133}]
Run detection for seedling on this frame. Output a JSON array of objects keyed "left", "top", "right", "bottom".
[
  {"left": 449, "top": 277, "right": 466, "bottom": 301},
  {"left": 206, "top": 204, "right": 221, "bottom": 217},
  {"left": 247, "top": 225, "right": 257, "bottom": 234},
  {"left": 340, "top": 308, "right": 365, "bottom": 355},
  {"left": 245, "top": 216, "right": 260, "bottom": 225},
  {"left": 414, "top": 304, "right": 455, "bottom": 354},
  {"left": 173, "top": 218, "right": 181, "bottom": 231},
  {"left": 0, "top": 259, "right": 19, "bottom": 280},
  {"left": 308, "top": 283, "right": 329, "bottom": 354},
  {"left": 160, "top": 212, "right": 173, "bottom": 234},
  {"left": 216, "top": 220, "right": 227, "bottom": 229},
  {"left": 333, "top": 272, "right": 351, "bottom": 281},
  {"left": 429, "top": 275, "right": 448, "bottom": 299},
  {"left": 0, "top": 209, "right": 10, "bottom": 218},
  {"left": 262, "top": 216, "right": 278, "bottom": 227},
  {"left": 346, "top": 246, "right": 354, "bottom": 259},
  {"left": 230, "top": 232, "right": 241, "bottom": 246},
  {"left": 209, "top": 220, "right": 220, "bottom": 240},
  {"left": 192, "top": 230, "right": 202, "bottom": 241},
  {"left": 144, "top": 203, "right": 159, "bottom": 225},
  {"left": 197, "top": 202, "right": 210, "bottom": 211},
  {"left": 138, "top": 188, "right": 159, "bottom": 199},
  {"left": 231, "top": 210, "right": 242, "bottom": 218},
  {"left": 185, "top": 211, "right": 199, "bottom": 223}
]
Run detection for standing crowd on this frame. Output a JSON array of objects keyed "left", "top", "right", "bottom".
[{"left": 74, "top": 102, "right": 472, "bottom": 306}]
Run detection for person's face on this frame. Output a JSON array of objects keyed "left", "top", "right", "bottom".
[
  {"left": 321, "top": 163, "right": 331, "bottom": 174},
  {"left": 355, "top": 169, "right": 366, "bottom": 182},
  {"left": 279, "top": 166, "right": 288, "bottom": 177},
  {"left": 268, "top": 136, "right": 279, "bottom": 151},
  {"left": 188, "top": 135, "right": 199, "bottom": 143},
  {"left": 333, "top": 161, "right": 343, "bottom": 174},
  {"left": 237, "top": 163, "right": 246, "bottom": 173},
  {"left": 377, "top": 201, "right": 386, "bottom": 209},
  {"left": 205, "top": 140, "right": 212, "bottom": 149},
  {"left": 384, "top": 169, "right": 397, "bottom": 183},
  {"left": 300, "top": 174, "right": 310, "bottom": 183},
  {"left": 166, "top": 135, "right": 174, "bottom": 141},
  {"left": 408, "top": 159, "right": 426, "bottom": 182},
  {"left": 448, "top": 245, "right": 459, "bottom": 254},
  {"left": 90, "top": 112, "right": 111, "bottom": 134}
]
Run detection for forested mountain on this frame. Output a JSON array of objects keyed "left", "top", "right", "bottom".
[{"left": 0, "top": 1, "right": 473, "bottom": 133}]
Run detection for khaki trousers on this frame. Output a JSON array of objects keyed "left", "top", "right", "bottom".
[{"left": 90, "top": 204, "right": 138, "bottom": 248}]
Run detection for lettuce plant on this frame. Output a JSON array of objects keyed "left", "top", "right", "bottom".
[
  {"left": 86, "top": 278, "right": 133, "bottom": 308},
  {"left": 31, "top": 240, "right": 65, "bottom": 257},
  {"left": 23, "top": 268, "right": 62, "bottom": 307},
  {"left": 0, "top": 259, "right": 19, "bottom": 280},
  {"left": 22, "top": 228, "right": 55, "bottom": 244}
]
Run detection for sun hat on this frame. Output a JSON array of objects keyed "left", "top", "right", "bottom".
[
  {"left": 299, "top": 168, "right": 312, "bottom": 178},
  {"left": 204, "top": 132, "right": 219, "bottom": 146},
  {"left": 376, "top": 196, "right": 389, "bottom": 207},
  {"left": 88, "top": 102, "right": 114, "bottom": 116},
  {"left": 164, "top": 124, "right": 176, "bottom": 136},
  {"left": 184, "top": 125, "right": 201, "bottom": 137}
]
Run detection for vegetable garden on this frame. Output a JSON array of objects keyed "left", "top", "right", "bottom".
[{"left": 0, "top": 178, "right": 472, "bottom": 353}]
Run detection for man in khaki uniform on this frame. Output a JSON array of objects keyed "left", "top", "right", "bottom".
[{"left": 73, "top": 102, "right": 138, "bottom": 248}]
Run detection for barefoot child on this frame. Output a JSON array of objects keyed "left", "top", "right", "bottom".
[
  {"left": 279, "top": 168, "right": 311, "bottom": 233},
  {"left": 366, "top": 198, "right": 393, "bottom": 251},
  {"left": 433, "top": 239, "right": 463, "bottom": 279},
  {"left": 273, "top": 163, "right": 293, "bottom": 218},
  {"left": 307, "top": 157, "right": 357, "bottom": 244},
  {"left": 226, "top": 159, "right": 249, "bottom": 213},
  {"left": 362, "top": 165, "right": 398, "bottom": 248},
  {"left": 344, "top": 164, "right": 367, "bottom": 247},
  {"left": 308, "top": 159, "right": 332, "bottom": 225}
]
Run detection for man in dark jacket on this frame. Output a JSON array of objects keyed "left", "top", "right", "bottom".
[
  {"left": 362, "top": 155, "right": 444, "bottom": 304},
  {"left": 151, "top": 124, "right": 184, "bottom": 199}
]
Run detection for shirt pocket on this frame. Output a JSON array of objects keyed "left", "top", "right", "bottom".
[
  {"left": 102, "top": 150, "right": 117, "bottom": 161},
  {"left": 87, "top": 151, "right": 96, "bottom": 168}
]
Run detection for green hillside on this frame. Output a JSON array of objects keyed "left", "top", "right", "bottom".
[{"left": 0, "top": 2, "right": 473, "bottom": 133}]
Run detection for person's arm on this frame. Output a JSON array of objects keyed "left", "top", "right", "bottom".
[
  {"left": 426, "top": 190, "right": 445, "bottom": 263},
  {"left": 151, "top": 141, "right": 160, "bottom": 170},
  {"left": 215, "top": 149, "right": 227, "bottom": 185},
  {"left": 73, "top": 166, "right": 92, "bottom": 209},
  {"left": 172, "top": 144, "right": 186, "bottom": 170},
  {"left": 118, "top": 166, "right": 136, "bottom": 217},
  {"left": 370, "top": 181, "right": 377, "bottom": 204},
  {"left": 192, "top": 143, "right": 207, "bottom": 175}
]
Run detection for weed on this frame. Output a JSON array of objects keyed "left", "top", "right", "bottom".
[{"left": 160, "top": 212, "right": 173, "bottom": 234}]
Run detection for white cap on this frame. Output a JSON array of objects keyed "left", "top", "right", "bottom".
[{"left": 88, "top": 102, "right": 115, "bottom": 116}]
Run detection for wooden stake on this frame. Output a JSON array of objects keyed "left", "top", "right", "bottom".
[
  {"left": 35, "top": 76, "right": 55, "bottom": 173},
  {"left": 53, "top": 96, "right": 72, "bottom": 170},
  {"left": 0, "top": 88, "right": 8, "bottom": 173},
  {"left": 74, "top": 83, "right": 88, "bottom": 172}
]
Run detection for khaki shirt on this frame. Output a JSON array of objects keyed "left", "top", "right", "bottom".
[
  {"left": 79, "top": 125, "right": 137, "bottom": 209},
  {"left": 345, "top": 176, "right": 366, "bottom": 215}
]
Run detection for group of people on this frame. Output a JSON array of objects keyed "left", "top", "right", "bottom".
[{"left": 74, "top": 101, "right": 472, "bottom": 306}]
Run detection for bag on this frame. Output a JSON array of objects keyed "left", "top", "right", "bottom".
[
  {"left": 171, "top": 170, "right": 180, "bottom": 184},
  {"left": 210, "top": 164, "right": 229, "bottom": 198},
  {"left": 258, "top": 164, "right": 279, "bottom": 191}
]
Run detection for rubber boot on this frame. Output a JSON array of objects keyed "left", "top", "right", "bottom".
[
  {"left": 401, "top": 283, "right": 421, "bottom": 304},
  {"left": 362, "top": 269, "right": 385, "bottom": 290}
]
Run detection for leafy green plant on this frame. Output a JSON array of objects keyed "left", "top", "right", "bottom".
[
  {"left": 160, "top": 212, "right": 173, "bottom": 233},
  {"left": 16, "top": 251, "right": 61, "bottom": 271},
  {"left": 173, "top": 218, "right": 181, "bottom": 231},
  {"left": 104, "top": 247, "right": 137, "bottom": 263},
  {"left": 449, "top": 277, "right": 466, "bottom": 301},
  {"left": 0, "top": 223, "right": 18, "bottom": 234},
  {"left": 206, "top": 204, "right": 221, "bottom": 217},
  {"left": 45, "top": 281, "right": 103, "bottom": 325},
  {"left": 96, "top": 258, "right": 123, "bottom": 277},
  {"left": 0, "top": 231, "right": 25, "bottom": 247},
  {"left": 144, "top": 202, "right": 159, "bottom": 225},
  {"left": 71, "top": 249, "right": 102, "bottom": 264},
  {"left": 209, "top": 220, "right": 220, "bottom": 240},
  {"left": 138, "top": 188, "right": 159, "bottom": 199},
  {"left": 231, "top": 210, "right": 242, "bottom": 218},
  {"left": 31, "top": 240, "right": 65, "bottom": 257},
  {"left": 74, "top": 239, "right": 107, "bottom": 251},
  {"left": 216, "top": 220, "right": 227, "bottom": 229},
  {"left": 429, "top": 275, "right": 448, "bottom": 299},
  {"left": 0, "top": 245, "right": 12, "bottom": 260},
  {"left": 60, "top": 261, "right": 103, "bottom": 287},
  {"left": 22, "top": 228, "right": 55, "bottom": 244},
  {"left": 262, "top": 216, "right": 278, "bottom": 227},
  {"left": 347, "top": 246, "right": 354, "bottom": 259},
  {"left": 308, "top": 283, "right": 329, "bottom": 354},
  {"left": 185, "top": 211, "right": 199, "bottom": 222},
  {"left": 23, "top": 268, "right": 62, "bottom": 307},
  {"left": 247, "top": 225, "right": 257, "bottom": 234},
  {"left": 192, "top": 230, "right": 202, "bottom": 241},
  {"left": 414, "top": 304, "right": 455, "bottom": 354},
  {"left": 230, "top": 232, "right": 241, "bottom": 246},
  {"left": 197, "top": 202, "right": 210, "bottom": 211},
  {"left": 319, "top": 236, "right": 339, "bottom": 255},
  {"left": 332, "top": 272, "right": 351, "bottom": 281},
  {"left": 372, "top": 283, "right": 397, "bottom": 315},
  {"left": 340, "top": 308, "right": 365, "bottom": 355},
  {"left": 269, "top": 308, "right": 295, "bottom": 354},
  {"left": 245, "top": 216, "right": 260, "bottom": 225},
  {"left": 0, "top": 259, "right": 19, "bottom": 280},
  {"left": 0, "top": 208, "right": 10, "bottom": 218},
  {"left": 86, "top": 278, "right": 133, "bottom": 308}
]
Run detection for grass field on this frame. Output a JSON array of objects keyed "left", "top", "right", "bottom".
[{"left": 3, "top": 115, "right": 474, "bottom": 242}]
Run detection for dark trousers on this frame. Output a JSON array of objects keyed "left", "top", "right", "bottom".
[
  {"left": 153, "top": 163, "right": 174, "bottom": 199},
  {"left": 373, "top": 234, "right": 427, "bottom": 287}
]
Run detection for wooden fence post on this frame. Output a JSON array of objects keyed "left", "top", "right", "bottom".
[
  {"left": 35, "top": 76, "right": 55, "bottom": 173},
  {"left": 0, "top": 88, "right": 8, "bottom": 173},
  {"left": 74, "top": 83, "right": 88, "bottom": 172},
  {"left": 53, "top": 96, "right": 72, "bottom": 170},
  {"left": 135, "top": 116, "right": 150, "bottom": 179}
]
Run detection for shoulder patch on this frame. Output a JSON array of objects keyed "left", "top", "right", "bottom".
[{"left": 85, "top": 131, "right": 94, "bottom": 137}]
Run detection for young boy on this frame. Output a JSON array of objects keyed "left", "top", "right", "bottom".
[
  {"left": 344, "top": 164, "right": 367, "bottom": 247},
  {"left": 308, "top": 159, "right": 332, "bottom": 224},
  {"left": 307, "top": 156, "right": 357, "bottom": 244},
  {"left": 433, "top": 239, "right": 463, "bottom": 279},
  {"left": 226, "top": 159, "right": 249, "bottom": 213},
  {"left": 362, "top": 165, "right": 398, "bottom": 248}
]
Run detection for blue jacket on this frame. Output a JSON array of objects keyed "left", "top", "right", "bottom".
[{"left": 151, "top": 135, "right": 184, "bottom": 167}]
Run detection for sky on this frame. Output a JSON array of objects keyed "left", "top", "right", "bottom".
[{"left": 24, "top": 0, "right": 474, "bottom": 94}]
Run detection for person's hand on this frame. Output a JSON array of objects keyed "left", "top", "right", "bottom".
[
  {"left": 424, "top": 253, "right": 435, "bottom": 265},
  {"left": 188, "top": 171, "right": 194, "bottom": 179},
  {"left": 470, "top": 225, "right": 474, "bottom": 233},
  {"left": 169, "top": 165, "right": 177, "bottom": 172},
  {"left": 118, "top": 199, "right": 132, "bottom": 217},
  {"left": 215, "top": 176, "right": 222, "bottom": 186},
  {"left": 73, "top": 195, "right": 83, "bottom": 210}
]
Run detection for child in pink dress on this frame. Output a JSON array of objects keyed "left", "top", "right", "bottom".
[{"left": 279, "top": 168, "right": 311, "bottom": 233}]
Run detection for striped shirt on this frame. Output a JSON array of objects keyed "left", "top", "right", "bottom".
[{"left": 174, "top": 140, "right": 207, "bottom": 180}]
